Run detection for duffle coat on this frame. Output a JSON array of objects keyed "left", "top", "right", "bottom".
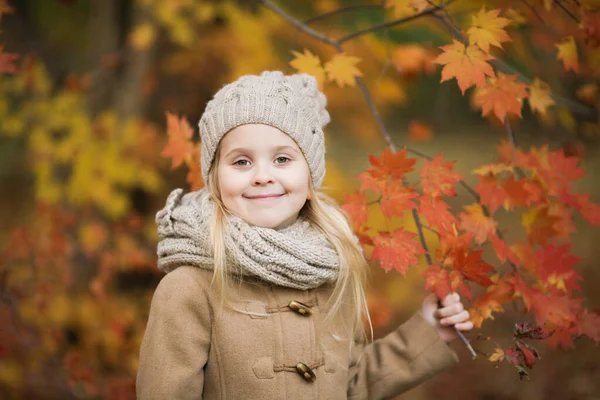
[{"left": 136, "top": 266, "right": 459, "bottom": 399}]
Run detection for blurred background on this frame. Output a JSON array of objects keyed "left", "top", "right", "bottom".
[{"left": 1, "top": 0, "right": 599, "bottom": 399}]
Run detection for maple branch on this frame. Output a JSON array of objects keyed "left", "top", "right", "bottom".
[
  {"left": 554, "top": 0, "right": 580, "bottom": 24},
  {"left": 302, "top": 4, "right": 381, "bottom": 25},
  {"left": 338, "top": 1, "right": 457, "bottom": 44},
  {"left": 519, "top": 0, "right": 545, "bottom": 24},
  {"left": 261, "top": 0, "right": 338, "bottom": 47}
]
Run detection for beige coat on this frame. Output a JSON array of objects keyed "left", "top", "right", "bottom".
[{"left": 136, "top": 266, "right": 459, "bottom": 399}]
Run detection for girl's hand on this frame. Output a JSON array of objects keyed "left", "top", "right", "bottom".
[{"left": 420, "top": 292, "right": 473, "bottom": 343}]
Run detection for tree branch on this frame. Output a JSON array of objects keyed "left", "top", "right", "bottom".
[
  {"left": 303, "top": 4, "right": 382, "bottom": 25},
  {"left": 338, "top": 1, "right": 456, "bottom": 44}
]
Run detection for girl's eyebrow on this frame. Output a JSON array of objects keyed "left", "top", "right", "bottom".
[{"left": 223, "top": 145, "right": 301, "bottom": 159}]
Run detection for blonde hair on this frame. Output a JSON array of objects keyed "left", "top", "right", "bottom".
[{"left": 207, "top": 147, "right": 372, "bottom": 342}]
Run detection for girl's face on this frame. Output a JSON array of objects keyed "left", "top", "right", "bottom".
[{"left": 216, "top": 124, "right": 311, "bottom": 230}]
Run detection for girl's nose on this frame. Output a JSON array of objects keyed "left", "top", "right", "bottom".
[{"left": 252, "top": 164, "right": 275, "bottom": 186}]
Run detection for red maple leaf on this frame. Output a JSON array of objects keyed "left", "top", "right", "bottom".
[
  {"left": 422, "top": 265, "right": 452, "bottom": 301},
  {"left": 453, "top": 249, "right": 494, "bottom": 287},
  {"left": 502, "top": 176, "right": 543, "bottom": 209},
  {"left": 371, "top": 228, "right": 426, "bottom": 275},
  {"left": 577, "top": 309, "right": 600, "bottom": 344},
  {"left": 418, "top": 197, "right": 457, "bottom": 234},
  {"left": 535, "top": 244, "right": 582, "bottom": 295},
  {"left": 474, "top": 173, "right": 508, "bottom": 214},
  {"left": 449, "top": 269, "right": 472, "bottom": 300},
  {"left": 420, "top": 154, "right": 463, "bottom": 198},
  {"left": 161, "top": 112, "right": 195, "bottom": 169},
  {"left": 515, "top": 339, "right": 540, "bottom": 369},
  {"left": 365, "top": 147, "right": 416, "bottom": 183},
  {"left": 565, "top": 193, "right": 600, "bottom": 226},
  {"left": 341, "top": 190, "right": 369, "bottom": 231},
  {"left": 380, "top": 181, "right": 418, "bottom": 219},
  {"left": 490, "top": 235, "right": 519, "bottom": 265},
  {"left": 458, "top": 203, "right": 497, "bottom": 244}
]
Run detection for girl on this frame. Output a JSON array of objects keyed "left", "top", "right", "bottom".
[{"left": 137, "top": 71, "right": 473, "bottom": 399}]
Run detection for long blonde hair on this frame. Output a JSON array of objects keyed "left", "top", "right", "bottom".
[{"left": 207, "top": 148, "right": 371, "bottom": 341}]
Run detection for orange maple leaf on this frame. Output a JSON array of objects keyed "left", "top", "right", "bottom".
[
  {"left": 290, "top": 49, "right": 325, "bottom": 89},
  {"left": 324, "top": 53, "right": 363, "bottom": 88},
  {"left": 420, "top": 154, "right": 463, "bottom": 198},
  {"left": 371, "top": 228, "right": 426, "bottom": 274},
  {"left": 408, "top": 120, "right": 433, "bottom": 142},
  {"left": 556, "top": 36, "right": 579, "bottom": 73},
  {"left": 467, "top": 7, "right": 512, "bottom": 53},
  {"left": 458, "top": 203, "right": 497, "bottom": 244},
  {"left": 475, "top": 74, "right": 528, "bottom": 121},
  {"left": 469, "top": 292, "right": 505, "bottom": 328},
  {"left": 528, "top": 78, "right": 555, "bottom": 117},
  {"left": 185, "top": 144, "right": 204, "bottom": 191},
  {"left": 392, "top": 45, "right": 436, "bottom": 78},
  {"left": 434, "top": 40, "right": 495, "bottom": 94},
  {"left": 341, "top": 190, "right": 369, "bottom": 231},
  {"left": 161, "top": 112, "right": 195, "bottom": 169}
]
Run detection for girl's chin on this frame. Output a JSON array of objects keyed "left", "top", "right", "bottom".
[{"left": 245, "top": 215, "right": 299, "bottom": 230}]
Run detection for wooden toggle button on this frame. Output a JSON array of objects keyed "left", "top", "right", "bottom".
[
  {"left": 288, "top": 300, "right": 312, "bottom": 316},
  {"left": 296, "top": 362, "right": 316, "bottom": 382}
]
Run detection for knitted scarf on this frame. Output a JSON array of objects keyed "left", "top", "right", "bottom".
[{"left": 155, "top": 188, "right": 340, "bottom": 290}]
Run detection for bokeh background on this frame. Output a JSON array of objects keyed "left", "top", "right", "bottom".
[{"left": 1, "top": 0, "right": 599, "bottom": 399}]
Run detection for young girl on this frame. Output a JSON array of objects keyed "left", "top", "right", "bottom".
[{"left": 137, "top": 71, "right": 473, "bottom": 399}]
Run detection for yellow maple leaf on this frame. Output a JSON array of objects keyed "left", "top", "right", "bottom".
[
  {"left": 129, "top": 23, "right": 156, "bottom": 51},
  {"left": 385, "top": 0, "right": 416, "bottom": 18},
  {"left": 556, "top": 36, "right": 579, "bottom": 73},
  {"left": 528, "top": 78, "right": 555, "bottom": 117},
  {"left": 488, "top": 348, "right": 505, "bottom": 362},
  {"left": 324, "top": 53, "right": 363, "bottom": 88},
  {"left": 467, "top": 7, "right": 512, "bottom": 53},
  {"left": 289, "top": 49, "right": 325, "bottom": 89}
]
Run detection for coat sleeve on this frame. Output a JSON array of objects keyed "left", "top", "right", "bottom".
[
  {"left": 347, "top": 310, "right": 459, "bottom": 400},
  {"left": 136, "top": 266, "right": 212, "bottom": 400}
]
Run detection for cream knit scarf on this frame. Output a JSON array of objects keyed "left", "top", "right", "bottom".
[{"left": 155, "top": 188, "right": 340, "bottom": 290}]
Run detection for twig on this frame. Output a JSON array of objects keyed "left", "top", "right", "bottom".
[
  {"left": 339, "top": 1, "right": 456, "bottom": 43},
  {"left": 519, "top": 0, "right": 545, "bottom": 24},
  {"left": 303, "top": 4, "right": 382, "bottom": 25},
  {"left": 554, "top": 0, "right": 580, "bottom": 23}
]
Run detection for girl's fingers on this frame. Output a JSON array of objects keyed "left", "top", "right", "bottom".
[
  {"left": 440, "top": 310, "right": 470, "bottom": 326},
  {"left": 455, "top": 321, "right": 474, "bottom": 331},
  {"left": 434, "top": 302, "right": 464, "bottom": 318},
  {"left": 441, "top": 292, "right": 460, "bottom": 307}
]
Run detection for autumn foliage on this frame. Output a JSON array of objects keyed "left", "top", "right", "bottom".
[{"left": 1, "top": 0, "right": 600, "bottom": 398}]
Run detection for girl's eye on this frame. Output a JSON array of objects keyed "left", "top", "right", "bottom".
[
  {"left": 275, "top": 156, "right": 291, "bottom": 164},
  {"left": 234, "top": 159, "right": 250, "bottom": 166}
]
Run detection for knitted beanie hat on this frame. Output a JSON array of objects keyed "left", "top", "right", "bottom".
[{"left": 198, "top": 70, "right": 331, "bottom": 189}]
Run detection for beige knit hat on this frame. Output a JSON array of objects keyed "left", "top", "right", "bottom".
[{"left": 198, "top": 70, "right": 331, "bottom": 189}]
